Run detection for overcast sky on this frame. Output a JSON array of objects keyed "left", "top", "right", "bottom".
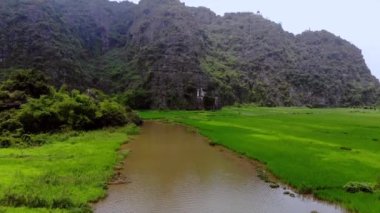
[{"left": 114, "top": 0, "right": 380, "bottom": 79}]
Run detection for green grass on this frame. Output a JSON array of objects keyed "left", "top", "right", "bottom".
[
  {"left": 140, "top": 107, "right": 380, "bottom": 213},
  {"left": 0, "top": 125, "right": 137, "bottom": 212},
  {"left": 0, "top": 207, "right": 68, "bottom": 213}
]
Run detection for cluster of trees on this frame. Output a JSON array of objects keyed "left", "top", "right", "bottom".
[{"left": 0, "top": 70, "right": 141, "bottom": 148}]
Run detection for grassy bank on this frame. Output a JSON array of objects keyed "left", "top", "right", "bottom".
[
  {"left": 0, "top": 125, "right": 137, "bottom": 212},
  {"left": 141, "top": 107, "right": 380, "bottom": 213}
]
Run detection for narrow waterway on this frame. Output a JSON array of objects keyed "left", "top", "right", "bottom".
[{"left": 95, "top": 122, "right": 345, "bottom": 213}]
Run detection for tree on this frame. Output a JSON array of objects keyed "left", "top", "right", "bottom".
[{"left": 2, "top": 69, "right": 50, "bottom": 98}]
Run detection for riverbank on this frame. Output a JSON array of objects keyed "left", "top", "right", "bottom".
[
  {"left": 95, "top": 121, "right": 343, "bottom": 213},
  {"left": 140, "top": 107, "right": 380, "bottom": 213},
  {"left": 0, "top": 125, "right": 137, "bottom": 212}
]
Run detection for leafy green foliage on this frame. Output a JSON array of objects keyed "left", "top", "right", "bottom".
[
  {"left": 0, "top": 70, "right": 141, "bottom": 147},
  {"left": 344, "top": 182, "right": 375, "bottom": 193},
  {"left": 0, "top": 110, "right": 22, "bottom": 133},
  {"left": 17, "top": 89, "right": 138, "bottom": 134},
  {"left": 96, "top": 100, "right": 128, "bottom": 127},
  {"left": 1, "top": 70, "right": 50, "bottom": 99},
  {"left": 0, "top": 70, "right": 50, "bottom": 110},
  {"left": 18, "top": 90, "right": 95, "bottom": 133},
  {"left": 116, "top": 89, "right": 152, "bottom": 110},
  {"left": 203, "top": 96, "right": 217, "bottom": 110},
  {"left": 0, "top": 137, "right": 13, "bottom": 148}
]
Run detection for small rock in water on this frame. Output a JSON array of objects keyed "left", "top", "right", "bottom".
[
  {"left": 283, "top": 191, "right": 296, "bottom": 197},
  {"left": 269, "top": 183, "right": 280, "bottom": 189}
]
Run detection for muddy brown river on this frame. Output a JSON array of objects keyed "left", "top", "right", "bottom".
[{"left": 95, "top": 122, "right": 345, "bottom": 213}]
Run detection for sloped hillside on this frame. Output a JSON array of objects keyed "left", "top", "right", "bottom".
[{"left": 0, "top": 0, "right": 378, "bottom": 108}]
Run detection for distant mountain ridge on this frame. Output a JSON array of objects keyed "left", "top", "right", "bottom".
[{"left": 0, "top": 0, "right": 379, "bottom": 109}]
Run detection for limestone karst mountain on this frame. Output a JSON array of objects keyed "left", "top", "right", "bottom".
[{"left": 0, "top": 0, "right": 378, "bottom": 108}]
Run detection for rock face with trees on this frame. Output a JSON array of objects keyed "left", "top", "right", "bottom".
[{"left": 0, "top": 0, "right": 378, "bottom": 109}]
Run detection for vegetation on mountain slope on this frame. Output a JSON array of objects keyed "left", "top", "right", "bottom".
[{"left": 0, "top": 0, "right": 378, "bottom": 109}]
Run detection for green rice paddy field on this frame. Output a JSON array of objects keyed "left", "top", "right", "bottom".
[
  {"left": 0, "top": 125, "right": 136, "bottom": 212},
  {"left": 141, "top": 107, "right": 380, "bottom": 213}
]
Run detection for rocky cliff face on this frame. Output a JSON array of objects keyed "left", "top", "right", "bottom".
[
  {"left": 0, "top": 0, "right": 378, "bottom": 108},
  {"left": 124, "top": 0, "right": 211, "bottom": 108}
]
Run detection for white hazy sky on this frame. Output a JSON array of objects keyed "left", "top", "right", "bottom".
[{"left": 114, "top": 0, "right": 380, "bottom": 79}]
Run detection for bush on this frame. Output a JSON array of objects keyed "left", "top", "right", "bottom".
[
  {"left": 54, "top": 90, "right": 97, "bottom": 130},
  {"left": 204, "top": 96, "right": 216, "bottom": 110},
  {"left": 1, "top": 69, "right": 50, "bottom": 99},
  {"left": 18, "top": 102, "right": 63, "bottom": 133},
  {"left": 0, "top": 110, "right": 23, "bottom": 133},
  {"left": 0, "top": 137, "right": 19, "bottom": 148},
  {"left": 116, "top": 89, "right": 152, "bottom": 109},
  {"left": 18, "top": 90, "right": 97, "bottom": 132},
  {"left": 0, "top": 71, "right": 141, "bottom": 138},
  {"left": 0, "top": 91, "right": 10, "bottom": 101},
  {"left": 344, "top": 182, "right": 375, "bottom": 193},
  {"left": 0, "top": 119, "right": 23, "bottom": 133},
  {"left": 16, "top": 88, "right": 138, "bottom": 134},
  {"left": 0, "top": 137, "right": 12, "bottom": 148},
  {"left": 96, "top": 100, "right": 128, "bottom": 127},
  {"left": 127, "top": 110, "right": 143, "bottom": 126}
]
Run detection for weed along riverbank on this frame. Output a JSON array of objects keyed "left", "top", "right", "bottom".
[
  {"left": 140, "top": 107, "right": 380, "bottom": 213},
  {"left": 95, "top": 121, "right": 344, "bottom": 213}
]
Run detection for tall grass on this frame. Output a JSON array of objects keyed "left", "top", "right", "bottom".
[{"left": 0, "top": 125, "right": 136, "bottom": 212}]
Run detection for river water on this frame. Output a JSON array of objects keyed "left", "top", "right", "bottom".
[{"left": 95, "top": 122, "right": 345, "bottom": 213}]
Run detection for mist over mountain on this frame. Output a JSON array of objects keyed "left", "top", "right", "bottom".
[{"left": 0, "top": 0, "right": 379, "bottom": 109}]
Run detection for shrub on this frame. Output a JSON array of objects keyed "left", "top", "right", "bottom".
[
  {"left": 117, "top": 89, "right": 152, "bottom": 109},
  {"left": 344, "top": 182, "right": 375, "bottom": 193},
  {"left": 96, "top": 100, "right": 128, "bottom": 127},
  {"left": 1, "top": 69, "right": 50, "bottom": 99},
  {"left": 18, "top": 90, "right": 99, "bottom": 132},
  {"left": 0, "top": 136, "right": 21, "bottom": 148},
  {"left": 126, "top": 110, "right": 143, "bottom": 126},
  {"left": 0, "top": 72, "right": 141, "bottom": 136},
  {"left": 203, "top": 96, "right": 216, "bottom": 110},
  {"left": 9, "top": 90, "right": 26, "bottom": 102},
  {"left": 0, "top": 137, "right": 12, "bottom": 148},
  {"left": 18, "top": 102, "right": 63, "bottom": 133},
  {"left": 299, "top": 184, "right": 314, "bottom": 194},
  {"left": 0, "top": 118, "right": 23, "bottom": 133},
  {"left": 53, "top": 90, "right": 97, "bottom": 130},
  {"left": 17, "top": 90, "right": 136, "bottom": 134},
  {"left": 0, "top": 91, "right": 10, "bottom": 100}
]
